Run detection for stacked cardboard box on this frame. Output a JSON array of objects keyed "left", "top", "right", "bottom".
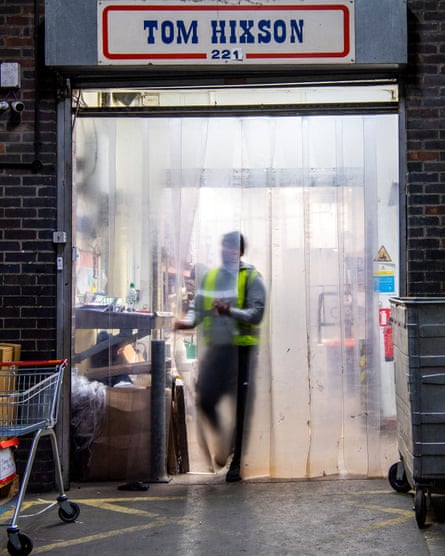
[
  {"left": 78, "top": 384, "right": 172, "bottom": 481},
  {"left": 0, "top": 344, "right": 21, "bottom": 432},
  {"left": 0, "top": 346, "right": 13, "bottom": 365},
  {"left": 0, "top": 344, "right": 21, "bottom": 362},
  {"left": 0, "top": 474, "right": 19, "bottom": 506}
]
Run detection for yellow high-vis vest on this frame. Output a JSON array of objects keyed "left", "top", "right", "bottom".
[{"left": 202, "top": 268, "right": 261, "bottom": 346}]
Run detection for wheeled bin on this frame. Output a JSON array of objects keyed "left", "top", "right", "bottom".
[{"left": 388, "top": 297, "right": 445, "bottom": 528}]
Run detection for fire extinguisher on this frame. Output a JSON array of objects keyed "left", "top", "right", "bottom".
[
  {"left": 383, "top": 325, "right": 394, "bottom": 361},
  {"left": 379, "top": 308, "right": 394, "bottom": 361}
]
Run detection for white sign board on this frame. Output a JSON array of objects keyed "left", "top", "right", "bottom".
[{"left": 98, "top": 1, "right": 355, "bottom": 65}]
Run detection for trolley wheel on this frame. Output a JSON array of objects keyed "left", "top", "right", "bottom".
[
  {"left": 58, "top": 501, "right": 80, "bottom": 523},
  {"left": 415, "top": 488, "right": 427, "bottom": 529},
  {"left": 388, "top": 462, "right": 411, "bottom": 493},
  {"left": 7, "top": 532, "right": 33, "bottom": 556}
]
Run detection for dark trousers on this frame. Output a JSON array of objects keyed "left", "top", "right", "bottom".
[{"left": 196, "top": 344, "right": 257, "bottom": 464}]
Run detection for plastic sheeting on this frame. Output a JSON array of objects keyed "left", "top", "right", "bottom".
[{"left": 73, "top": 110, "right": 400, "bottom": 479}]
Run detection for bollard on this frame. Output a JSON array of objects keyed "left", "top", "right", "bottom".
[{"left": 149, "top": 339, "right": 170, "bottom": 482}]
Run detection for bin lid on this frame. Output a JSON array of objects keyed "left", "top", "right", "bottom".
[{"left": 390, "top": 297, "right": 445, "bottom": 306}]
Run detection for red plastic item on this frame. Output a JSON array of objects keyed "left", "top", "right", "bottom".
[{"left": 384, "top": 325, "right": 394, "bottom": 361}]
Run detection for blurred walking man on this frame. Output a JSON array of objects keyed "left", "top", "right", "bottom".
[{"left": 175, "top": 231, "right": 266, "bottom": 481}]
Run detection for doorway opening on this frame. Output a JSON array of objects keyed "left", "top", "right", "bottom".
[{"left": 71, "top": 83, "right": 400, "bottom": 481}]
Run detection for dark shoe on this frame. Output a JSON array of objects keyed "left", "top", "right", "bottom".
[
  {"left": 226, "top": 462, "right": 241, "bottom": 482},
  {"left": 118, "top": 481, "right": 150, "bottom": 491}
]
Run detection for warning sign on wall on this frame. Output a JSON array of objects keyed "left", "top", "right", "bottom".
[
  {"left": 373, "top": 264, "right": 396, "bottom": 293},
  {"left": 374, "top": 246, "right": 392, "bottom": 262}
]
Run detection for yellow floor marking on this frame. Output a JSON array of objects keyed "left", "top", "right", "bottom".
[
  {"left": 79, "top": 499, "right": 159, "bottom": 517},
  {"left": 3, "top": 492, "right": 417, "bottom": 554},
  {"left": 74, "top": 495, "right": 189, "bottom": 518},
  {"left": 0, "top": 495, "right": 187, "bottom": 520},
  {"left": 340, "top": 502, "right": 413, "bottom": 534},
  {"left": 351, "top": 490, "right": 408, "bottom": 495},
  {"left": 358, "top": 515, "right": 413, "bottom": 532},
  {"left": 357, "top": 503, "right": 413, "bottom": 517},
  {"left": 32, "top": 517, "right": 188, "bottom": 554},
  {"left": 2, "top": 497, "right": 193, "bottom": 554},
  {"left": 75, "top": 495, "right": 187, "bottom": 503}
]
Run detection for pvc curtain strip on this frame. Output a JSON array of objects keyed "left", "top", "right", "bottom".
[{"left": 73, "top": 110, "right": 399, "bottom": 479}]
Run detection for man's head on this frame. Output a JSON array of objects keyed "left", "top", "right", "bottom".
[
  {"left": 221, "top": 231, "right": 245, "bottom": 271},
  {"left": 222, "top": 231, "right": 245, "bottom": 255}
]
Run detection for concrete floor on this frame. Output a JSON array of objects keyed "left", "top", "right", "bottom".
[{"left": 1, "top": 473, "right": 445, "bottom": 555}]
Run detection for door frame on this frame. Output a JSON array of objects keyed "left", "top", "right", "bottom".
[{"left": 57, "top": 79, "right": 406, "bottom": 484}]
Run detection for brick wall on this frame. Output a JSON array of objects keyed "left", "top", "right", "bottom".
[
  {"left": 405, "top": 1, "right": 445, "bottom": 295},
  {"left": 0, "top": 0, "right": 58, "bottom": 360}
]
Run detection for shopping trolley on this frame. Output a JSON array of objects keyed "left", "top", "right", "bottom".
[{"left": 0, "top": 359, "right": 80, "bottom": 555}]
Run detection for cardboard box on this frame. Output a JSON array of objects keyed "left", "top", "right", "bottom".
[
  {"left": 0, "top": 349, "right": 14, "bottom": 397},
  {"left": 0, "top": 474, "right": 19, "bottom": 506},
  {"left": 79, "top": 384, "right": 171, "bottom": 481},
  {"left": 0, "top": 346, "right": 13, "bottom": 364},
  {"left": 0, "top": 344, "right": 21, "bottom": 361},
  {"left": 0, "top": 351, "right": 17, "bottom": 432}
]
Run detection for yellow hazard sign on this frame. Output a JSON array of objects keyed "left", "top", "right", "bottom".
[{"left": 375, "top": 246, "right": 392, "bottom": 262}]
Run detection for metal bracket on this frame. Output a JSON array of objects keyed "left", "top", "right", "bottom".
[{"left": 53, "top": 231, "right": 67, "bottom": 244}]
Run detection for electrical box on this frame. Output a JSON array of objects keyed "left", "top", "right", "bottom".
[{"left": 0, "top": 63, "right": 21, "bottom": 89}]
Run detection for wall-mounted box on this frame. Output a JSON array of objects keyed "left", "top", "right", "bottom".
[{"left": 0, "top": 63, "right": 21, "bottom": 89}]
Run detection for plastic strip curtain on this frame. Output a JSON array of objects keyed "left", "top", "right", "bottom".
[{"left": 73, "top": 113, "right": 399, "bottom": 479}]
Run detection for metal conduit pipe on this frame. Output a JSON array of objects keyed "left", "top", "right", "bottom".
[{"left": 149, "top": 339, "right": 170, "bottom": 483}]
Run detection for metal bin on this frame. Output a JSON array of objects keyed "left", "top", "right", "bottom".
[{"left": 388, "top": 297, "right": 445, "bottom": 528}]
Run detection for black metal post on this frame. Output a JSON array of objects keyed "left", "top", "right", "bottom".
[{"left": 149, "top": 339, "right": 170, "bottom": 482}]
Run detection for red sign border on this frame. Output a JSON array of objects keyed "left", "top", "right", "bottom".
[{"left": 101, "top": 4, "right": 352, "bottom": 62}]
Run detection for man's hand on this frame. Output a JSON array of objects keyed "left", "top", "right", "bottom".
[
  {"left": 174, "top": 319, "right": 193, "bottom": 330},
  {"left": 213, "top": 299, "right": 232, "bottom": 316}
]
